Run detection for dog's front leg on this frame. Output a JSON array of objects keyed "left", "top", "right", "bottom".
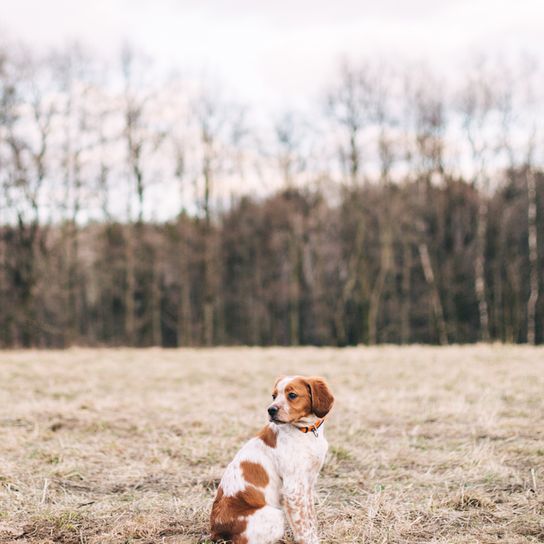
[{"left": 282, "top": 482, "right": 319, "bottom": 544}]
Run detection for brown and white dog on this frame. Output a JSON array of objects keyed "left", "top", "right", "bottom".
[{"left": 210, "top": 375, "right": 334, "bottom": 544}]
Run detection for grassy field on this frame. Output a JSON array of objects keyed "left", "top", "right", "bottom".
[{"left": 0, "top": 346, "right": 543, "bottom": 544}]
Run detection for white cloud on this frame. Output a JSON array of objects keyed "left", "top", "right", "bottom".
[{"left": 1, "top": 0, "right": 542, "bottom": 110}]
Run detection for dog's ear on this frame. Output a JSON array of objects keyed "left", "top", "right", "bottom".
[{"left": 306, "top": 377, "right": 334, "bottom": 418}]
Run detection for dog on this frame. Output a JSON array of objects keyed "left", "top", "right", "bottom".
[{"left": 210, "top": 375, "right": 334, "bottom": 544}]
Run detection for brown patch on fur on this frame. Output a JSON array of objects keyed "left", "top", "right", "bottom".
[
  {"left": 257, "top": 424, "right": 277, "bottom": 448},
  {"left": 307, "top": 377, "right": 334, "bottom": 418},
  {"left": 240, "top": 461, "right": 269, "bottom": 488},
  {"left": 210, "top": 487, "right": 245, "bottom": 541},
  {"left": 284, "top": 377, "right": 313, "bottom": 421},
  {"left": 210, "top": 485, "right": 266, "bottom": 542}
]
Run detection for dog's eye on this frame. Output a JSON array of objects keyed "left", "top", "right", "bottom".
[
  {"left": 288, "top": 392, "right": 298, "bottom": 400},
  {"left": 272, "top": 394, "right": 277, "bottom": 400}
]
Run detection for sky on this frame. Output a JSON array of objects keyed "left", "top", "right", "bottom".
[{"left": 1, "top": 0, "right": 543, "bottom": 112}]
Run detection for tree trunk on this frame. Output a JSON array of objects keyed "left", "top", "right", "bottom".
[
  {"left": 67, "top": 220, "right": 80, "bottom": 345},
  {"left": 151, "top": 251, "right": 162, "bottom": 346},
  {"left": 334, "top": 210, "right": 364, "bottom": 345},
  {"left": 349, "top": 126, "right": 359, "bottom": 185},
  {"left": 475, "top": 197, "right": 490, "bottom": 341},
  {"left": 418, "top": 241, "right": 448, "bottom": 345},
  {"left": 493, "top": 255, "right": 504, "bottom": 342},
  {"left": 527, "top": 167, "right": 539, "bottom": 345},
  {"left": 125, "top": 228, "right": 136, "bottom": 345},
  {"left": 288, "top": 230, "right": 300, "bottom": 346},
  {"left": 203, "top": 230, "right": 215, "bottom": 346},
  {"left": 203, "top": 298, "right": 214, "bottom": 346},
  {"left": 216, "top": 271, "right": 225, "bottom": 345},
  {"left": 401, "top": 240, "right": 412, "bottom": 344},
  {"left": 177, "top": 224, "right": 193, "bottom": 347},
  {"left": 202, "top": 138, "right": 215, "bottom": 346},
  {"left": 368, "top": 226, "right": 392, "bottom": 345},
  {"left": 249, "top": 245, "right": 263, "bottom": 345}
]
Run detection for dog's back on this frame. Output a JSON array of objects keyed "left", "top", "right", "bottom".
[{"left": 210, "top": 427, "right": 284, "bottom": 543}]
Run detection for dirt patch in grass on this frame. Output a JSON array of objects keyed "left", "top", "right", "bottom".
[{"left": 1, "top": 345, "right": 543, "bottom": 543}]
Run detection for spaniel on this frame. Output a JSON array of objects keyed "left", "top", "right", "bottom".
[{"left": 210, "top": 375, "right": 334, "bottom": 544}]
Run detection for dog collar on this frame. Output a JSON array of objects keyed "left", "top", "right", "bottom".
[{"left": 298, "top": 418, "right": 324, "bottom": 437}]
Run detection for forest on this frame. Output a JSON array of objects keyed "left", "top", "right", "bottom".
[{"left": 1, "top": 44, "right": 543, "bottom": 347}]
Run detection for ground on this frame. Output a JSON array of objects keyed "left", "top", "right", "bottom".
[{"left": 0, "top": 346, "right": 543, "bottom": 544}]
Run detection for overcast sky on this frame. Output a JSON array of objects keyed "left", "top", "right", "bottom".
[{"left": 1, "top": 0, "right": 543, "bottom": 110}]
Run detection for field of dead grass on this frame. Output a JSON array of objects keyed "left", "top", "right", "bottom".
[{"left": 0, "top": 346, "right": 543, "bottom": 543}]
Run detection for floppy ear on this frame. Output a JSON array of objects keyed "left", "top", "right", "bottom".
[{"left": 307, "top": 377, "right": 334, "bottom": 418}]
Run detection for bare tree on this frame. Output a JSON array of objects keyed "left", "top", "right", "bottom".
[
  {"left": 326, "top": 61, "right": 376, "bottom": 343},
  {"left": 274, "top": 113, "right": 309, "bottom": 345},
  {"left": 522, "top": 68, "right": 540, "bottom": 346},
  {"left": 0, "top": 51, "right": 54, "bottom": 345},
  {"left": 121, "top": 46, "right": 165, "bottom": 346},
  {"left": 172, "top": 136, "right": 194, "bottom": 346},
  {"left": 193, "top": 87, "right": 246, "bottom": 345},
  {"left": 51, "top": 46, "right": 96, "bottom": 344},
  {"left": 327, "top": 60, "right": 374, "bottom": 185},
  {"left": 368, "top": 69, "right": 395, "bottom": 344},
  {"left": 195, "top": 91, "right": 220, "bottom": 346},
  {"left": 274, "top": 112, "right": 308, "bottom": 189},
  {"left": 459, "top": 59, "right": 499, "bottom": 342},
  {"left": 404, "top": 70, "right": 449, "bottom": 344},
  {"left": 496, "top": 57, "right": 540, "bottom": 344},
  {"left": 526, "top": 163, "right": 539, "bottom": 344}
]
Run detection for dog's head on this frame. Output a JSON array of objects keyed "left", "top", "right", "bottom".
[{"left": 267, "top": 375, "right": 334, "bottom": 424}]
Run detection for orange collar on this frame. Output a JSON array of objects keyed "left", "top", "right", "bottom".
[{"left": 298, "top": 418, "right": 325, "bottom": 436}]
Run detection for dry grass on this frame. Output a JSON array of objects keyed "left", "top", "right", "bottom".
[{"left": 1, "top": 346, "right": 543, "bottom": 544}]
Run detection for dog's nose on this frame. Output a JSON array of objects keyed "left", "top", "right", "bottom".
[{"left": 268, "top": 406, "right": 278, "bottom": 417}]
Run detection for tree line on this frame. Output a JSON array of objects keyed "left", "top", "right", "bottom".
[{"left": 0, "top": 44, "right": 542, "bottom": 346}]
